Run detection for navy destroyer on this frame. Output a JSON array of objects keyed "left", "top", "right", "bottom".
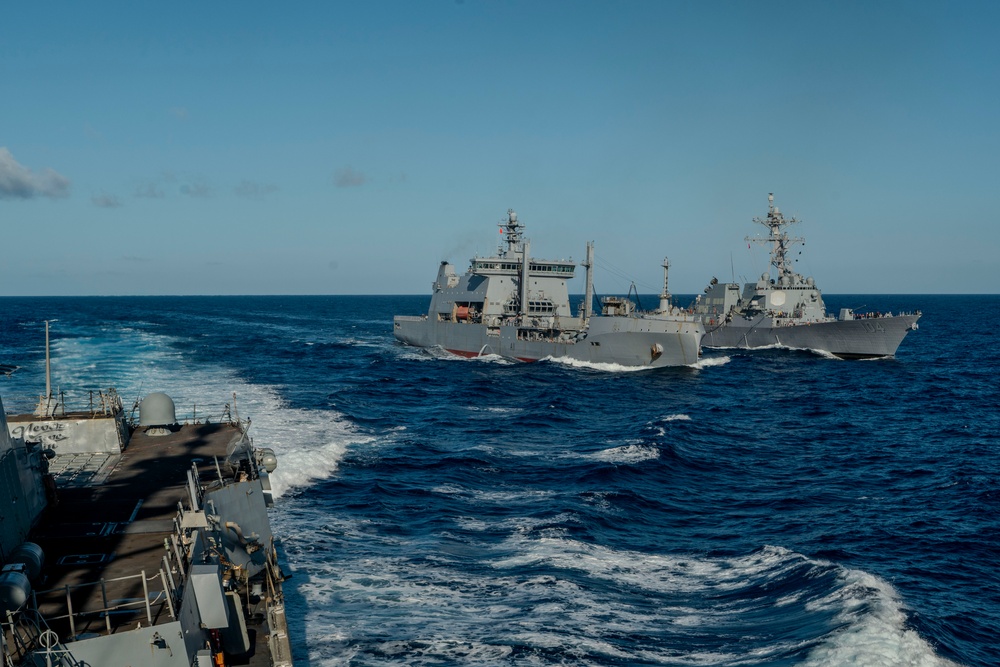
[
  {"left": 692, "top": 194, "right": 920, "bottom": 359},
  {"left": 1, "top": 330, "right": 293, "bottom": 666},
  {"left": 394, "top": 210, "right": 704, "bottom": 367}
]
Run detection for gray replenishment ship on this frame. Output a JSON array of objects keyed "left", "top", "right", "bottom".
[
  {"left": 692, "top": 194, "right": 920, "bottom": 359},
  {"left": 1, "top": 337, "right": 293, "bottom": 666},
  {"left": 394, "top": 210, "right": 704, "bottom": 367}
]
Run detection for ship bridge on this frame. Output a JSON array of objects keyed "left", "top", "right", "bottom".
[{"left": 470, "top": 258, "right": 576, "bottom": 278}]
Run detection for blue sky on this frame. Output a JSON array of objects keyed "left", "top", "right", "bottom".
[{"left": 2, "top": 1, "right": 997, "bottom": 296}]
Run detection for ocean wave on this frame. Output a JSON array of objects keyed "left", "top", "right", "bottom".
[
  {"left": 281, "top": 530, "right": 958, "bottom": 666},
  {"left": 660, "top": 413, "right": 691, "bottom": 422},
  {"left": 690, "top": 355, "right": 732, "bottom": 369},
  {"left": 588, "top": 444, "right": 660, "bottom": 464},
  {"left": 800, "top": 568, "right": 961, "bottom": 667},
  {"left": 465, "top": 405, "right": 524, "bottom": 414}
]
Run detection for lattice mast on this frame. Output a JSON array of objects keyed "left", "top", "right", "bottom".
[{"left": 747, "top": 193, "right": 804, "bottom": 281}]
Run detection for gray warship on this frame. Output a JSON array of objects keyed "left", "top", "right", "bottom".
[
  {"left": 394, "top": 209, "right": 704, "bottom": 368},
  {"left": 692, "top": 194, "right": 920, "bottom": 359},
  {"left": 1, "top": 335, "right": 293, "bottom": 666}
]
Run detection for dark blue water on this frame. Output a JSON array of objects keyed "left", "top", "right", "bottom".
[{"left": 1, "top": 295, "right": 996, "bottom": 666}]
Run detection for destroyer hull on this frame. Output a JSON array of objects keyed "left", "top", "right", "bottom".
[
  {"left": 394, "top": 317, "right": 702, "bottom": 367},
  {"left": 702, "top": 313, "right": 920, "bottom": 359}
]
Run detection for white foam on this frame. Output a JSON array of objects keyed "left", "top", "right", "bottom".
[
  {"left": 709, "top": 342, "right": 845, "bottom": 360},
  {"left": 502, "top": 540, "right": 957, "bottom": 665},
  {"left": 252, "top": 404, "right": 371, "bottom": 498},
  {"left": 292, "top": 550, "right": 722, "bottom": 665},
  {"left": 589, "top": 444, "right": 660, "bottom": 464},
  {"left": 467, "top": 353, "right": 514, "bottom": 364},
  {"left": 416, "top": 347, "right": 514, "bottom": 364},
  {"left": 279, "top": 521, "right": 960, "bottom": 666},
  {"left": 542, "top": 356, "right": 655, "bottom": 373},
  {"left": 801, "top": 568, "right": 962, "bottom": 667},
  {"left": 643, "top": 413, "right": 691, "bottom": 437},
  {"left": 465, "top": 406, "right": 524, "bottom": 414},
  {"left": 490, "top": 537, "right": 783, "bottom": 593},
  {"left": 689, "top": 355, "right": 732, "bottom": 369},
  {"left": 19, "top": 325, "right": 363, "bottom": 499},
  {"left": 472, "top": 488, "right": 559, "bottom": 504},
  {"left": 454, "top": 510, "right": 564, "bottom": 534},
  {"left": 430, "top": 484, "right": 465, "bottom": 495},
  {"left": 804, "top": 347, "right": 842, "bottom": 360}
]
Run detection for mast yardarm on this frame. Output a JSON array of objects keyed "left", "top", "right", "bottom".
[{"left": 747, "top": 193, "right": 803, "bottom": 281}]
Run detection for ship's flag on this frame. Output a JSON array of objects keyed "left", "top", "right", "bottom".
[{"left": 499, "top": 227, "right": 504, "bottom": 234}]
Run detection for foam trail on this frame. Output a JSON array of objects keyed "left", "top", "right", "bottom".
[
  {"left": 543, "top": 356, "right": 654, "bottom": 373},
  {"left": 292, "top": 534, "right": 962, "bottom": 666},
  {"left": 802, "top": 347, "right": 842, "bottom": 360},
  {"left": 10, "top": 324, "right": 362, "bottom": 499},
  {"left": 708, "top": 342, "right": 843, "bottom": 360},
  {"left": 417, "top": 347, "right": 514, "bottom": 364}
]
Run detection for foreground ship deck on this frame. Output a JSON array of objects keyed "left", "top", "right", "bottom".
[{"left": 2, "top": 393, "right": 292, "bottom": 667}]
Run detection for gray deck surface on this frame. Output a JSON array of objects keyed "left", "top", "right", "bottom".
[{"left": 24, "top": 422, "right": 276, "bottom": 665}]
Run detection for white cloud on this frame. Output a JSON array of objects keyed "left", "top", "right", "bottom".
[
  {"left": 234, "top": 180, "right": 279, "bottom": 198},
  {"left": 333, "top": 166, "right": 366, "bottom": 188},
  {"left": 92, "top": 192, "right": 122, "bottom": 208},
  {"left": 135, "top": 182, "right": 166, "bottom": 198},
  {"left": 180, "top": 180, "right": 213, "bottom": 198},
  {"left": 0, "top": 147, "right": 71, "bottom": 199}
]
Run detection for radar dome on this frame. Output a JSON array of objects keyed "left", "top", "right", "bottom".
[
  {"left": 9, "top": 543, "right": 44, "bottom": 582},
  {"left": 139, "top": 392, "right": 177, "bottom": 427},
  {"left": 258, "top": 447, "right": 278, "bottom": 473},
  {"left": 0, "top": 570, "right": 30, "bottom": 613}
]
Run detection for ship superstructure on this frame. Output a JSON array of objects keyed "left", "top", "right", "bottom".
[
  {"left": 692, "top": 194, "right": 920, "bottom": 358},
  {"left": 394, "top": 209, "right": 703, "bottom": 367}
]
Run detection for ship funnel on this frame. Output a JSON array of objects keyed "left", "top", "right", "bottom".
[{"left": 139, "top": 392, "right": 178, "bottom": 435}]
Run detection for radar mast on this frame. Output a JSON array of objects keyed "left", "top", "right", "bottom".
[
  {"left": 747, "top": 193, "right": 803, "bottom": 281},
  {"left": 498, "top": 209, "right": 525, "bottom": 257},
  {"left": 659, "top": 257, "right": 672, "bottom": 313}
]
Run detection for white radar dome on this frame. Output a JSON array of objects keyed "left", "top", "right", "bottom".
[{"left": 139, "top": 392, "right": 178, "bottom": 427}]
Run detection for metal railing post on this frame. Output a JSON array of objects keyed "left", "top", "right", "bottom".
[
  {"left": 159, "top": 568, "right": 176, "bottom": 619},
  {"left": 141, "top": 570, "right": 153, "bottom": 626},
  {"left": 65, "top": 585, "right": 76, "bottom": 640},
  {"left": 100, "top": 580, "right": 110, "bottom": 633}
]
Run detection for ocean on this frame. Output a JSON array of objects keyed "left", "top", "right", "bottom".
[{"left": 0, "top": 294, "right": 996, "bottom": 666}]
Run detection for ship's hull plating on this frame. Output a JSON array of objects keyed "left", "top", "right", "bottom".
[
  {"left": 701, "top": 314, "right": 920, "bottom": 359},
  {"left": 394, "top": 317, "right": 702, "bottom": 367}
]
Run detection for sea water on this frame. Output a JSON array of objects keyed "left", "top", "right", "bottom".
[{"left": 0, "top": 294, "right": 995, "bottom": 666}]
